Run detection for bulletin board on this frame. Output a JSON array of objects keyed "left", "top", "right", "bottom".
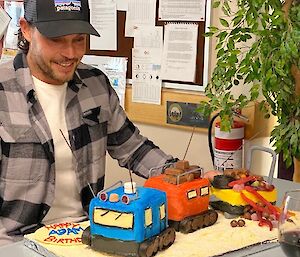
[
  {"left": 87, "top": 10, "right": 207, "bottom": 87},
  {"left": 86, "top": 0, "right": 215, "bottom": 135}
]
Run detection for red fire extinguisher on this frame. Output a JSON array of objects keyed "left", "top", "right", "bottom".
[
  {"left": 208, "top": 112, "right": 246, "bottom": 171},
  {"left": 213, "top": 120, "right": 245, "bottom": 171}
]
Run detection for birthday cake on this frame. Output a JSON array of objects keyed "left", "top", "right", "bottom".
[
  {"left": 24, "top": 212, "right": 280, "bottom": 257},
  {"left": 23, "top": 165, "right": 280, "bottom": 257},
  {"left": 207, "top": 169, "right": 279, "bottom": 231}
]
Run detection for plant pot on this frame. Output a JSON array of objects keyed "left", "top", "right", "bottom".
[{"left": 293, "top": 157, "right": 300, "bottom": 182}]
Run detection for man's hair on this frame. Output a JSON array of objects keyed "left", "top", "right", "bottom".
[{"left": 17, "top": 28, "right": 30, "bottom": 54}]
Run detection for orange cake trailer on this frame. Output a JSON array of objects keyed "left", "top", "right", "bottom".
[{"left": 144, "top": 160, "right": 218, "bottom": 233}]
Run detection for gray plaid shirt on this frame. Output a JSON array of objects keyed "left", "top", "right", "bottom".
[{"left": 0, "top": 52, "right": 172, "bottom": 241}]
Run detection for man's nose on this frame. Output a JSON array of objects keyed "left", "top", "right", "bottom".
[{"left": 61, "top": 43, "right": 76, "bottom": 59}]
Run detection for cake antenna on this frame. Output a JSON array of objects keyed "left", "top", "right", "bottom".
[
  {"left": 183, "top": 126, "right": 195, "bottom": 160},
  {"left": 59, "top": 129, "right": 96, "bottom": 198},
  {"left": 87, "top": 183, "right": 96, "bottom": 198},
  {"left": 128, "top": 162, "right": 135, "bottom": 194}
]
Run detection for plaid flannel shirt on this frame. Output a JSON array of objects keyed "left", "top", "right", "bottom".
[{"left": 0, "top": 52, "right": 172, "bottom": 241}]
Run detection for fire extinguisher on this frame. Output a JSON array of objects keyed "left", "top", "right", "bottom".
[{"left": 208, "top": 113, "right": 245, "bottom": 171}]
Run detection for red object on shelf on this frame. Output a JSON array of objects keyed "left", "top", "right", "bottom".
[{"left": 214, "top": 121, "right": 245, "bottom": 171}]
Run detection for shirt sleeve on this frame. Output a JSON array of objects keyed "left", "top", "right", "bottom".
[
  {"left": 106, "top": 89, "right": 174, "bottom": 178},
  {"left": 0, "top": 221, "right": 18, "bottom": 246},
  {"left": 0, "top": 148, "right": 16, "bottom": 246}
]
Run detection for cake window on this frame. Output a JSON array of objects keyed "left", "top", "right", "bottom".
[
  {"left": 187, "top": 190, "right": 197, "bottom": 199},
  {"left": 93, "top": 208, "right": 133, "bottom": 229},
  {"left": 160, "top": 204, "right": 166, "bottom": 220},
  {"left": 200, "top": 186, "right": 209, "bottom": 196},
  {"left": 145, "top": 208, "right": 153, "bottom": 227}
]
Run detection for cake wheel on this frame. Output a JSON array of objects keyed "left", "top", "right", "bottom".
[
  {"left": 139, "top": 241, "right": 154, "bottom": 257},
  {"left": 81, "top": 226, "right": 91, "bottom": 246},
  {"left": 179, "top": 220, "right": 192, "bottom": 234},
  {"left": 145, "top": 243, "right": 155, "bottom": 257},
  {"left": 163, "top": 227, "right": 175, "bottom": 247},
  {"left": 204, "top": 214, "right": 211, "bottom": 226},
  {"left": 152, "top": 237, "right": 159, "bottom": 254},
  {"left": 192, "top": 216, "right": 203, "bottom": 230},
  {"left": 209, "top": 211, "right": 218, "bottom": 225},
  {"left": 158, "top": 236, "right": 164, "bottom": 250}
]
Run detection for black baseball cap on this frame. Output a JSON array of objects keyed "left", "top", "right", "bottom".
[{"left": 24, "top": 0, "right": 100, "bottom": 38}]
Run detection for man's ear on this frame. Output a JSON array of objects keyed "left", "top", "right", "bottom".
[{"left": 19, "top": 18, "right": 32, "bottom": 42}]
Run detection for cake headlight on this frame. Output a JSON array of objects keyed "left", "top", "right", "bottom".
[
  {"left": 99, "top": 192, "right": 108, "bottom": 201},
  {"left": 121, "top": 195, "right": 130, "bottom": 204}
]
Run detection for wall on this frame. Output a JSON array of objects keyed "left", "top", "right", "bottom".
[
  {"left": 105, "top": 125, "right": 277, "bottom": 188},
  {"left": 105, "top": 123, "right": 213, "bottom": 187}
]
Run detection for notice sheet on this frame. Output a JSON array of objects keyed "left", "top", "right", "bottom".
[
  {"left": 89, "top": 0, "right": 117, "bottom": 50},
  {"left": 158, "top": 0, "right": 206, "bottom": 21},
  {"left": 161, "top": 23, "right": 198, "bottom": 83},
  {"left": 133, "top": 26, "right": 163, "bottom": 49},
  {"left": 0, "top": 6, "right": 11, "bottom": 40},
  {"left": 132, "top": 48, "right": 162, "bottom": 104},
  {"left": 3, "top": 1, "right": 23, "bottom": 49},
  {"left": 81, "top": 55, "right": 127, "bottom": 108},
  {"left": 125, "top": 0, "right": 156, "bottom": 37}
]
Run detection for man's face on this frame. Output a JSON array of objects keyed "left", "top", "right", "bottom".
[{"left": 25, "top": 24, "right": 87, "bottom": 85}]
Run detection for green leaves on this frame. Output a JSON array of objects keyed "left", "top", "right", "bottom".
[
  {"left": 197, "top": 0, "right": 300, "bottom": 167},
  {"left": 271, "top": 118, "right": 300, "bottom": 167},
  {"left": 250, "top": 84, "right": 259, "bottom": 101},
  {"left": 233, "top": 14, "right": 243, "bottom": 26},
  {"left": 213, "top": 1, "right": 220, "bottom": 8},
  {"left": 219, "top": 18, "right": 229, "bottom": 27}
]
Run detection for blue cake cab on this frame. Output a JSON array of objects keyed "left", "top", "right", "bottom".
[{"left": 82, "top": 181, "right": 176, "bottom": 257}]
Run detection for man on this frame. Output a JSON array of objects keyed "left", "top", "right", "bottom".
[{"left": 0, "top": 0, "right": 174, "bottom": 245}]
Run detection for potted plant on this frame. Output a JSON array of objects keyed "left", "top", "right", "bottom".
[{"left": 198, "top": 0, "right": 300, "bottom": 181}]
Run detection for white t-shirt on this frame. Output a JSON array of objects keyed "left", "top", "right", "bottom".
[{"left": 32, "top": 76, "right": 85, "bottom": 224}]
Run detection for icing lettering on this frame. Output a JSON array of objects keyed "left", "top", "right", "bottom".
[
  {"left": 48, "top": 227, "right": 84, "bottom": 236},
  {"left": 38, "top": 222, "right": 88, "bottom": 245},
  {"left": 44, "top": 236, "right": 82, "bottom": 244},
  {"left": 45, "top": 222, "right": 80, "bottom": 230}
]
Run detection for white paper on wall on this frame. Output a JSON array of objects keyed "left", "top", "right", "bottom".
[
  {"left": 132, "top": 48, "right": 162, "bottom": 105},
  {"left": 158, "top": 0, "right": 206, "bottom": 21},
  {"left": 89, "top": 0, "right": 117, "bottom": 50},
  {"left": 161, "top": 23, "right": 198, "bottom": 83},
  {"left": 3, "top": 1, "right": 24, "bottom": 50},
  {"left": 82, "top": 55, "right": 127, "bottom": 108}
]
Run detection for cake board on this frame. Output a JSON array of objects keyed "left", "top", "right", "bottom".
[{"left": 24, "top": 212, "right": 279, "bottom": 257}]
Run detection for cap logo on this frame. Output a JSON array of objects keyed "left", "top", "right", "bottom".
[{"left": 54, "top": 0, "right": 82, "bottom": 12}]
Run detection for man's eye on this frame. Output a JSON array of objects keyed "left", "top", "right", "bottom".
[
  {"left": 50, "top": 38, "right": 61, "bottom": 43},
  {"left": 75, "top": 37, "right": 85, "bottom": 42}
]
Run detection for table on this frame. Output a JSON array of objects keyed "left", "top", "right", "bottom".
[
  {"left": 0, "top": 178, "right": 299, "bottom": 257},
  {"left": 0, "top": 241, "right": 289, "bottom": 257}
]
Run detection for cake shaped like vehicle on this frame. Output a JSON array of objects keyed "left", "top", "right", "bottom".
[
  {"left": 82, "top": 181, "right": 175, "bottom": 257},
  {"left": 209, "top": 146, "right": 279, "bottom": 230},
  {"left": 144, "top": 160, "right": 218, "bottom": 233}
]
